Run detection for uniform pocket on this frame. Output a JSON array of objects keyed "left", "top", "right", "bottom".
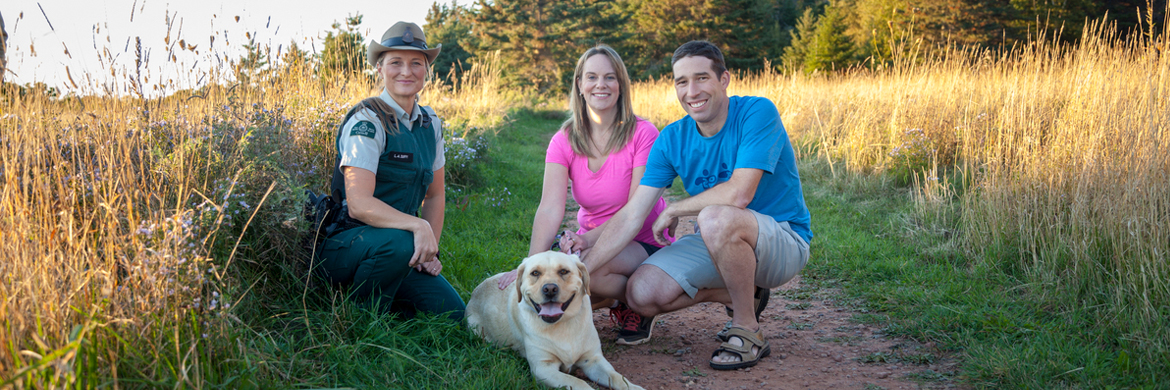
[{"left": 375, "top": 161, "right": 420, "bottom": 183}]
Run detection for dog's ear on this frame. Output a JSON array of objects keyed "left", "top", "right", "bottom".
[
  {"left": 514, "top": 262, "right": 526, "bottom": 303},
  {"left": 575, "top": 256, "right": 590, "bottom": 297}
]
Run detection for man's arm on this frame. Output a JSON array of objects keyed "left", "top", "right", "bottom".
[
  {"left": 581, "top": 184, "right": 666, "bottom": 271},
  {"left": 561, "top": 164, "right": 649, "bottom": 253},
  {"left": 650, "top": 168, "right": 763, "bottom": 241}
]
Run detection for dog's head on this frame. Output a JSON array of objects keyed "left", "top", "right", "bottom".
[{"left": 514, "top": 251, "right": 590, "bottom": 324}]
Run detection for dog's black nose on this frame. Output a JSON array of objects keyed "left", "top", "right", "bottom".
[{"left": 542, "top": 283, "right": 559, "bottom": 297}]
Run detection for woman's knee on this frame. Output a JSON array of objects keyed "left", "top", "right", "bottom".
[
  {"left": 346, "top": 228, "right": 415, "bottom": 274},
  {"left": 624, "top": 267, "right": 668, "bottom": 312},
  {"left": 400, "top": 274, "right": 467, "bottom": 321},
  {"left": 431, "top": 296, "right": 466, "bottom": 322}
]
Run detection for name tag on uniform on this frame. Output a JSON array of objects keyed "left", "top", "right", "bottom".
[{"left": 389, "top": 152, "right": 413, "bottom": 163}]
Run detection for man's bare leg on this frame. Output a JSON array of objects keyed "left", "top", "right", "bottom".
[
  {"left": 625, "top": 205, "right": 759, "bottom": 311},
  {"left": 626, "top": 205, "right": 763, "bottom": 363},
  {"left": 625, "top": 265, "right": 730, "bottom": 315},
  {"left": 697, "top": 205, "right": 761, "bottom": 364}
]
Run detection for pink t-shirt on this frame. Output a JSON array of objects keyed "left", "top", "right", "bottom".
[{"left": 546, "top": 118, "right": 672, "bottom": 247}]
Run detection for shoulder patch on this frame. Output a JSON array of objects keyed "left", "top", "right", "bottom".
[{"left": 349, "top": 120, "right": 377, "bottom": 138}]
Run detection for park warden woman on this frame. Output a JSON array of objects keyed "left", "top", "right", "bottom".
[{"left": 315, "top": 22, "right": 464, "bottom": 321}]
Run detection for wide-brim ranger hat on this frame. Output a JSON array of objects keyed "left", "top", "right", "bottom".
[{"left": 367, "top": 22, "right": 441, "bottom": 67}]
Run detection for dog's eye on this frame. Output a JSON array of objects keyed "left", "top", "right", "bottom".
[
  {"left": 530, "top": 270, "right": 540, "bottom": 277},
  {"left": 558, "top": 269, "right": 570, "bottom": 276}
]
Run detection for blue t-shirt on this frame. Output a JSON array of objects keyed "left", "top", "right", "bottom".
[{"left": 641, "top": 96, "right": 812, "bottom": 244}]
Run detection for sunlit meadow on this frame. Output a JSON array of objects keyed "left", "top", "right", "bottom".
[
  {"left": 634, "top": 14, "right": 1169, "bottom": 372},
  {"left": 0, "top": 16, "right": 509, "bottom": 385},
  {"left": 2, "top": 7, "right": 1168, "bottom": 388}
]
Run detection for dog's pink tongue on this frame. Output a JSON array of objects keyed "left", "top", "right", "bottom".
[{"left": 538, "top": 302, "right": 564, "bottom": 316}]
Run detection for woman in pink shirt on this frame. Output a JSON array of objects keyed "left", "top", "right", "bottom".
[{"left": 503, "top": 45, "right": 671, "bottom": 346}]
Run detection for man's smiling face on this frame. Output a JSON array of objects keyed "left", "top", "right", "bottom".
[{"left": 673, "top": 55, "right": 730, "bottom": 135}]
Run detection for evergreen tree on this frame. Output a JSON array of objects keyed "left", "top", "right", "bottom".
[
  {"left": 622, "top": 0, "right": 789, "bottom": 78},
  {"left": 839, "top": 0, "right": 895, "bottom": 64},
  {"left": 235, "top": 36, "right": 270, "bottom": 85},
  {"left": 774, "top": 0, "right": 826, "bottom": 48},
  {"left": 781, "top": 8, "right": 818, "bottom": 72},
  {"left": 621, "top": 0, "right": 710, "bottom": 79},
  {"left": 426, "top": 1, "right": 478, "bottom": 85},
  {"left": 782, "top": 3, "right": 856, "bottom": 74},
  {"left": 320, "top": 14, "right": 366, "bottom": 79},
  {"left": 280, "top": 40, "right": 312, "bottom": 71},
  {"left": 474, "top": 0, "right": 628, "bottom": 92},
  {"left": 703, "top": 0, "right": 787, "bottom": 70},
  {"left": 805, "top": 4, "right": 855, "bottom": 71},
  {"left": 275, "top": 40, "right": 314, "bottom": 83},
  {"left": 450, "top": 0, "right": 1164, "bottom": 84},
  {"left": 844, "top": 0, "right": 1167, "bottom": 48},
  {"left": 1096, "top": 0, "right": 1166, "bottom": 37}
]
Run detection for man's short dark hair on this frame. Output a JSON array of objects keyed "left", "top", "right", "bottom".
[{"left": 671, "top": 40, "right": 727, "bottom": 75}]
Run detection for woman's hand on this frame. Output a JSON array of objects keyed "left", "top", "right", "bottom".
[
  {"left": 497, "top": 269, "right": 518, "bottom": 290},
  {"left": 409, "top": 220, "right": 439, "bottom": 268},
  {"left": 415, "top": 256, "right": 443, "bottom": 276},
  {"left": 559, "top": 230, "right": 589, "bottom": 254}
]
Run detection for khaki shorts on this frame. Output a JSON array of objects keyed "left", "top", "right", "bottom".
[{"left": 642, "top": 209, "right": 809, "bottom": 298}]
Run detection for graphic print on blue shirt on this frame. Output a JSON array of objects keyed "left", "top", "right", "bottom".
[{"left": 695, "top": 163, "right": 732, "bottom": 190}]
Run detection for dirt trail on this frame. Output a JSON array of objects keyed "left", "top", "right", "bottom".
[
  {"left": 568, "top": 216, "right": 960, "bottom": 389},
  {"left": 589, "top": 275, "right": 959, "bottom": 389}
]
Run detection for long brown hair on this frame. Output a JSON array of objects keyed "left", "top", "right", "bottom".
[{"left": 563, "top": 45, "right": 637, "bottom": 158}]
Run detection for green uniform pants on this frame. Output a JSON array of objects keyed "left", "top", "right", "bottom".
[{"left": 316, "top": 225, "right": 465, "bottom": 321}]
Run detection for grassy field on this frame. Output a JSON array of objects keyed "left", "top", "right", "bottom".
[
  {"left": 637, "top": 16, "right": 1170, "bottom": 387},
  {"left": 3, "top": 9, "right": 1169, "bottom": 389}
]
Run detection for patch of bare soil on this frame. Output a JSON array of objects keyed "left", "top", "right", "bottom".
[
  {"left": 588, "top": 275, "right": 960, "bottom": 390},
  {"left": 569, "top": 216, "right": 961, "bottom": 390}
]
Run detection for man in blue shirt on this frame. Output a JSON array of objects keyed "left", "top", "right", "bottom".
[{"left": 580, "top": 41, "right": 811, "bottom": 370}]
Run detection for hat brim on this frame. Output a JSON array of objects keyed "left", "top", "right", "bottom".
[{"left": 368, "top": 41, "right": 442, "bottom": 67}]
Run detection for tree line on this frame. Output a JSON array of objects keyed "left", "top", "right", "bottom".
[
  {"left": 4, "top": 2, "right": 1165, "bottom": 98},
  {"left": 421, "top": 0, "right": 1165, "bottom": 92}
]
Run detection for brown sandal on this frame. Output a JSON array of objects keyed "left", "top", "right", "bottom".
[
  {"left": 709, "top": 326, "right": 771, "bottom": 370},
  {"left": 717, "top": 287, "right": 770, "bottom": 341}
]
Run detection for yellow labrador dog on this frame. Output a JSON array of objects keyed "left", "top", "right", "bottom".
[{"left": 466, "top": 251, "right": 644, "bottom": 390}]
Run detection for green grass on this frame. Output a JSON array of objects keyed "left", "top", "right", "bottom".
[
  {"left": 787, "top": 322, "right": 816, "bottom": 331},
  {"left": 221, "top": 108, "right": 563, "bottom": 389},
  {"left": 796, "top": 156, "right": 1169, "bottom": 388},
  {"left": 785, "top": 302, "right": 813, "bottom": 310}
]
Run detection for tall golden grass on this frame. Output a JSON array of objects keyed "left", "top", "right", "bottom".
[
  {"left": 633, "top": 14, "right": 1169, "bottom": 357},
  {"left": 0, "top": 30, "right": 507, "bottom": 385},
  {"left": 2, "top": 6, "right": 1166, "bottom": 385}
]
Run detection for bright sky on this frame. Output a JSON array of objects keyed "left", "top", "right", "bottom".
[{"left": 2, "top": 0, "right": 436, "bottom": 95}]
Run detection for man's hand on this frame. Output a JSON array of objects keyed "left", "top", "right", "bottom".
[{"left": 652, "top": 211, "right": 679, "bottom": 246}]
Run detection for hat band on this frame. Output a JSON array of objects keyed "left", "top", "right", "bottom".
[{"left": 381, "top": 36, "right": 429, "bottom": 51}]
